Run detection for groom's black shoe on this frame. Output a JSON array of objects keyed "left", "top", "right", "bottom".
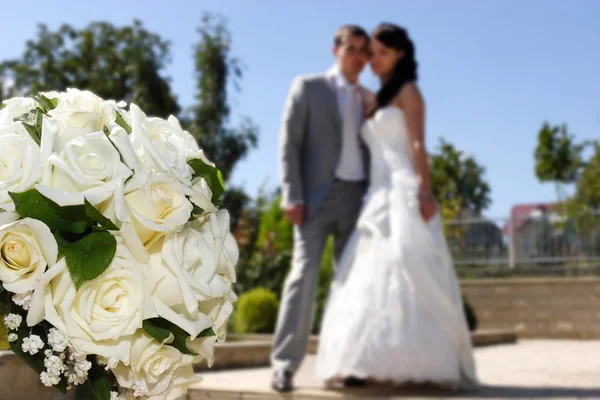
[
  {"left": 271, "top": 369, "right": 293, "bottom": 393},
  {"left": 343, "top": 376, "right": 367, "bottom": 387}
]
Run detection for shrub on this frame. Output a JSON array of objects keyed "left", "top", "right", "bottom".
[
  {"left": 234, "top": 287, "right": 280, "bottom": 334},
  {"left": 234, "top": 195, "right": 293, "bottom": 298}
]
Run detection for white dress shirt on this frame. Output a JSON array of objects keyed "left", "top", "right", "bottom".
[{"left": 328, "top": 65, "right": 365, "bottom": 182}]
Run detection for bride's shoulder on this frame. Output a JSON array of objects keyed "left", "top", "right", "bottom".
[{"left": 393, "top": 82, "right": 424, "bottom": 111}]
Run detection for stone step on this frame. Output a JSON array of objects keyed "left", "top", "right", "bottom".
[
  {"left": 195, "top": 330, "right": 517, "bottom": 371},
  {"left": 0, "top": 331, "right": 517, "bottom": 400},
  {"left": 189, "top": 339, "right": 600, "bottom": 400}
]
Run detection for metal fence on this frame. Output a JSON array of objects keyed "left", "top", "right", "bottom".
[{"left": 443, "top": 211, "right": 600, "bottom": 277}]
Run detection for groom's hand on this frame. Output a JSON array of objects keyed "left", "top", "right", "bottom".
[{"left": 284, "top": 204, "right": 305, "bottom": 226}]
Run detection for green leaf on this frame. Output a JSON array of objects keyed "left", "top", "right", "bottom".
[
  {"left": 58, "top": 231, "right": 117, "bottom": 290},
  {"left": 187, "top": 158, "right": 225, "bottom": 202},
  {"left": 199, "top": 327, "right": 216, "bottom": 338},
  {"left": 84, "top": 200, "right": 119, "bottom": 230},
  {"left": 13, "top": 111, "right": 36, "bottom": 125},
  {"left": 9, "top": 189, "right": 89, "bottom": 234},
  {"left": 0, "top": 296, "right": 10, "bottom": 351},
  {"left": 143, "top": 320, "right": 174, "bottom": 344},
  {"left": 8, "top": 189, "right": 119, "bottom": 233},
  {"left": 0, "top": 325, "right": 8, "bottom": 351},
  {"left": 22, "top": 124, "right": 41, "bottom": 146},
  {"left": 115, "top": 111, "right": 132, "bottom": 134},
  {"left": 189, "top": 204, "right": 205, "bottom": 221},
  {"left": 192, "top": 204, "right": 205, "bottom": 215},
  {"left": 75, "top": 363, "right": 110, "bottom": 400},
  {"left": 35, "top": 107, "right": 44, "bottom": 131},
  {"left": 142, "top": 318, "right": 197, "bottom": 355},
  {"left": 34, "top": 94, "right": 57, "bottom": 111},
  {"left": 102, "top": 125, "right": 127, "bottom": 165},
  {"left": 13, "top": 110, "right": 41, "bottom": 146}
]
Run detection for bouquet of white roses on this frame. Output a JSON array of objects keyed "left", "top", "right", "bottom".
[{"left": 0, "top": 89, "right": 238, "bottom": 399}]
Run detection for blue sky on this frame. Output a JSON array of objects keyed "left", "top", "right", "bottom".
[{"left": 1, "top": 0, "right": 598, "bottom": 219}]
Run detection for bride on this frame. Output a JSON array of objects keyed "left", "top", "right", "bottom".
[{"left": 314, "top": 23, "right": 479, "bottom": 389}]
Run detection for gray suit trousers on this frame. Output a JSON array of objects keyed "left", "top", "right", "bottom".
[{"left": 271, "top": 179, "right": 365, "bottom": 373}]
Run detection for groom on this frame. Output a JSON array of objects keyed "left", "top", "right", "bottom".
[{"left": 271, "top": 24, "right": 372, "bottom": 392}]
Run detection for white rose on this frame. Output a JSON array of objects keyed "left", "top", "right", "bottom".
[
  {"left": 0, "top": 211, "right": 19, "bottom": 228},
  {"left": 39, "top": 90, "right": 62, "bottom": 100},
  {"left": 38, "top": 131, "right": 132, "bottom": 206},
  {"left": 145, "top": 211, "right": 237, "bottom": 340},
  {"left": 147, "top": 224, "right": 220, "bottom": 338},
  {"left": 163, "top": 115, "right": 215, "bottom": 172},
  {"left": 195, "top": 211, "right": 238, "bottom": 284},
  {"left": 27, "top": 242, "right": 159, "bottom": 362},
  {"left": 0, "top": 97, "right": 36, "bottom": 127},
  {"left": 186, "top": 277, "right": 236, "bottom": 362},
  {"left": 192, "top": 211, "right": 238, "bottom": 341},
  {"left": 198, "top": 277, "right": 236, "bottom": 341},
  {"left": 108, "top": 126, "right": 146, "bottom": 177},
  {"left": 128, "top": 104, "right": 194, "bottom": 185},
  {"left": 160, "top": 224, "right": 218, "bottom": 302},
  {"left": 104, "top": 172, "right": 193, "bottom": 248},
  {"left": 112, "top": 331, "right": 200, "bottom": 400},
  {"left": 163, "top": 114, "right": 203, "bottom": 158},
  {"left": 0, "top": 122, "right": 43, "bottom": 210},
  {"left": 46, "top": 88, "right": 125, "bottom": 152},
  {"left": 0, "top": 218, "right": 58, "bottom": 294},
  {"left": 189, "top": 177, "right": 216, "bottom": 214},
  {"left": 186, "top": 335, "right": 217, "bottom": 367}
]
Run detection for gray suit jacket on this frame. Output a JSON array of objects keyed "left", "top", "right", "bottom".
[{"left": 279, "top": 73, "right": 371, "bottom": 218}]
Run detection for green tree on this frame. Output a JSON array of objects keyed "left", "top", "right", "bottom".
[
  {"left": 231, "top": 188, "right": 283, "bottom": 296},
  {"left": 429, "top": 138, "right": 491, "bottom": 216},
  {"left": 233, "top": 190, "right": 292, "bottom": 296},
  {"left": 221, "top": 187, "right": 251, "bottom": 230},
  {"left": 189, "top": 13, "right": 258, "bottom": 182},
  {"left": 0, "top": 77, "right": 6, "bottom": 104},
  {"left": 255, "top": 196, "right": 293, "bottom": 252},
  {"left": 575, "top": 141, "right": 600, "bottom": 209},
  {"left": 231, "top": 208, "right": 258, "bottom": 295},
  {"left": 187, "top": 13, "right": 259, "bottom": 227},
  {"left": 534, "top": 122, "right": 585, "bottom": 204},
  {"left": 2, "top": 14, "right": 260, "bottom": 247},
  {"left": 0, "top": 20, "right": 180, "bottom": 118},
  {"left": 570, "top": 142, "right": 600, "bottom": 255}
]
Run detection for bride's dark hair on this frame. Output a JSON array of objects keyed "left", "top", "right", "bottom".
[{"left": 367, "top": 23, "right": 418, "bottom": 118}]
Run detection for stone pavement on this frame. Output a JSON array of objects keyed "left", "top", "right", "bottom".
[{"left": 189, "top": 340, "right": 600, "bottom": 399}]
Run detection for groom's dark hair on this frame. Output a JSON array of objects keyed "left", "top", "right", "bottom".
[{"left": 334, "top": 24, "right": 369, "bottom": 47}]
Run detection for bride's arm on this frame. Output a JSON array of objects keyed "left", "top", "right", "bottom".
[{"left": 394, "top": 83, "right": 433, "bottom": 199}]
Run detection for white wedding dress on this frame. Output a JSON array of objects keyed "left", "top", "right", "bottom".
[{"left": 314, "top": 105, "right": 479, "bottom": 388}]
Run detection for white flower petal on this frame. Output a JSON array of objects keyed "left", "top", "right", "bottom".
[
  {"left": 35, "top": 184, "right": 85, "bottom": 206},
  {"left": 0, "top": 218, "right": 58, "bottom": 294},
  {"left": 152, "top": 297, "right": 212, "bottom": 339}
]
